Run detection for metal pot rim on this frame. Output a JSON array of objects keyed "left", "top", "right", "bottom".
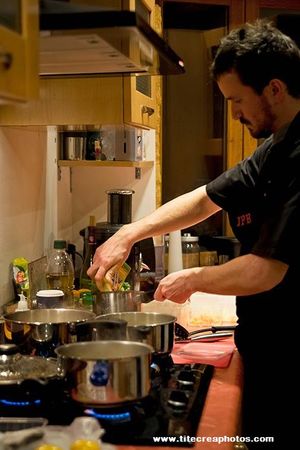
[
  {"left": 3, "top": 309, "right": 95, "bottom": 325},
  {"left": 55, "top": 340, "right": 154, "bottom": 360},
  {"left": 98, "top": 311, "right": 177, "bottom": 326}
]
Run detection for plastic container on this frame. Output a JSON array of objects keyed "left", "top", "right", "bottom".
[
  {"left": 36, "top": 290, "right": 64, "bottom": 309},
  {"left": 46, "top": 240, "right": 74, "bottom": 304},
  {"left": 181, "top": 233, "right": 200, "bottom": 269}
]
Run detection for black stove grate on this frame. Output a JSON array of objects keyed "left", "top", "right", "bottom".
[{"left": 0, "top": 363, "right": 213, "bottom": 447}]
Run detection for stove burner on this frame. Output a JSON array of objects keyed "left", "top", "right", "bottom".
[
  {"left": 85, "top": 409, "right": 132, "bottom": 423},
  {"left": 0, "top": 363, "right": 213, "bottom": 447},
  {"left": 73, "top": 363, "right": 213, "bottom": 447},
  {"left": 0, "top": 399, "right": 41, "bottom": 407}
]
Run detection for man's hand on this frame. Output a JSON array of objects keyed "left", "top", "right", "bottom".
[
  {"left": 154, "top": 268, "right": 197, "bottom": 303},
  {"left": 87, "top": 226, "right": 132, "bottom": 285}
]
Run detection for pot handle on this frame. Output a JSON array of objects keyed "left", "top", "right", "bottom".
[
  {"left": 135, "top": 325, "right": 152, "bottom": 337},
  {"left": 0, "top": 343, "right": 19, "bottom": 355}
]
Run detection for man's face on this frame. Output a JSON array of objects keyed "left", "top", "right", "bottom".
[{"left": 217, "top": 70, "right": 276, "bottom": 138}]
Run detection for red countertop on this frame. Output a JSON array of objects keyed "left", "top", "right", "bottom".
[{"left": 116, "top": 349, "right": 243, "bottom": 450}]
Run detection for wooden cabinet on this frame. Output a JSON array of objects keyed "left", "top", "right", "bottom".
[
  {"left": 0, "top": 2, "right": 162, "bottom": 129},
  {"left": 123, "top": 0, "right": 161, "bottom": 129},
  {"left": 0, "top": 77, "right": 124, "bottom": 126},
  {"left": 0, "top": 0, "right": 38, "bottom": 104}
]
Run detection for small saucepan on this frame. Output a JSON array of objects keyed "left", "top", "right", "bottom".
[
  {"left": 93, "top": 291, "right": 151, "bottom": 316},
  {"left": 55, "top": 340, "right": 153, "bottom": 405},
  {"left": 75, "top": 319, "right": 128, "bottom": 342},
  {"left": 98, "top": 312, "right": 176, "bottom": 354}
]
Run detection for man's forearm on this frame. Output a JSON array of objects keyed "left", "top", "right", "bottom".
[
  {"left": 119, "top": 185, "right": 220, "bottom": 246},
  {"left": 191, "top": 254, "right": 288, "bottom": 296}
]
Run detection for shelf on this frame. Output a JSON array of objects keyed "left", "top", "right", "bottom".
[{"left": 58, "top": 160, "right": 154, "bottom": 168}]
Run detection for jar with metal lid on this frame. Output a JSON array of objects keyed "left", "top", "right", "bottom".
[{"left": 181, "top": 233, "right": 200, "bottom": 269}]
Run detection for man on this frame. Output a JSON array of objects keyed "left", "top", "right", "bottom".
[{"left": 88, "top": 21, "right": 299, "bottom": 448}]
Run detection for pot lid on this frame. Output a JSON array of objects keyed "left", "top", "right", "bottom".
[{"left": 0, "top": 344, "right": 58, "bottom": 384}]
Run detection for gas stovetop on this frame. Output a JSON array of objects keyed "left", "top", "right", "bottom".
[{"left": 0, "top": 361, "right": 213, "bottom": 447}]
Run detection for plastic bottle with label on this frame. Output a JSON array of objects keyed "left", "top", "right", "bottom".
[{"left": 46, "top": 239, "right": 75, "bottom": 304}]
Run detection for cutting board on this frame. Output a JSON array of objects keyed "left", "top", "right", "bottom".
[{"left": 172, "top": 338, "right": 236, "bottom": 368}]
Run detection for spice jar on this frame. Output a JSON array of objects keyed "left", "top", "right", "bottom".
[{"left": 181, "top": 233, "right": 200, "bottom": 269}]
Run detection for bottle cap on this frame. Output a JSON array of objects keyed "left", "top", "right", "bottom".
[{"left": 53, "top": 240, "right": 67, "bottom": 249}]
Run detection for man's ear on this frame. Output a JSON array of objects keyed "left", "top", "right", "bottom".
[{"left": 265, "top": 79, "right": 286, "bottom": 103}]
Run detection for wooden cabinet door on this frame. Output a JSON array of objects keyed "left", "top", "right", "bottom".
[
  {"left": 0, "top": 0, "right": 38, "bottom": 103},
  {"left": 123, "top": 0, "right": 160, "bottom": 128}
]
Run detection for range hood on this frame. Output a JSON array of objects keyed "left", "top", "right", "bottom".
[{"left": 39, "top": 0, "right": 185, "bottom": 77}]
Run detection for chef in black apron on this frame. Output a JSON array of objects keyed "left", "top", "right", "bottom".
[{"left": 89, "top": 21, "right": 300, "bottom": 449}]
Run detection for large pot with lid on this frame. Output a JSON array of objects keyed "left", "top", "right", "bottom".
[
  {"left": 2, "top": 309, "right": 95, "bottom": 356},
  {"left": 98, "top": 312, "right": 176, "bottom": 354},
  {"left": 55, "top": 340, "right": 153, "bottom": 405}
]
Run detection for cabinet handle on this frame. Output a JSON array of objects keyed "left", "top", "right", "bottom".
[
  {"left": 0, "top": 52, "right": 12, "bottom": 70},
  {"left": 142, "top": 105, "right": 155, "bottom": 116}
]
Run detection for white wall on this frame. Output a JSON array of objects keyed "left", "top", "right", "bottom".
[
  {"left": 0, "top": 126, "right": 156, "bottom": 307},
  {"left": 58, "top": 128, "right": 156, "bottom": 253},
  {"left": 0, "top": 126, "right": 47, "bottom": 306}
]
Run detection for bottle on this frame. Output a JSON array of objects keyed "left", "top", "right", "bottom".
[
  {"left": 16, "top": 293, "right": 29, "bottom": 311},
  {"left": 181, "top": 233, "right": 200, "bottom": 269},
  {"left": 46, "top": 239, "right": 75, "bottom": 304},
  {"left": 80, "top": 216, "right": 97, "bottom": 292}
]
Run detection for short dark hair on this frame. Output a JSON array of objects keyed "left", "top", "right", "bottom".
[{"left": 211, "top": 20, "right": 300, "bottom": 97}]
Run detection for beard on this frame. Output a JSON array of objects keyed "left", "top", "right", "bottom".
[{"left": 240, "top": 96, "right": 275, "bottom": 139}]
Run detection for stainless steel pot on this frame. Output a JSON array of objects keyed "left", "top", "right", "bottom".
[
  {"left": 55, "top": 340, "right": 153, "bottom": 405},
  {"left": 98, "top": 312, "right": 176, "bottom": 354},
  {"left": 75, "top": 319, "right": 127, "bottom": 342},
  {"left": 93, "top": 291, "right": 151, "bottom": 316},
  {"left": 2, "top": 309, "right": 95, "bottom": 356},
  {"left": 0, "top": 343, "right": 64, "bottom": 409},
  {"left": 0, "top": 344, "right": 58, "bottom": 385}
]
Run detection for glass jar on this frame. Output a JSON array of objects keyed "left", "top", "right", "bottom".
[
  {"left": 164, "top": 234, "right": 169, "bottom": 275},
  {"left": 181, "top": 233, "right": 200, "bottom": 269}
]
